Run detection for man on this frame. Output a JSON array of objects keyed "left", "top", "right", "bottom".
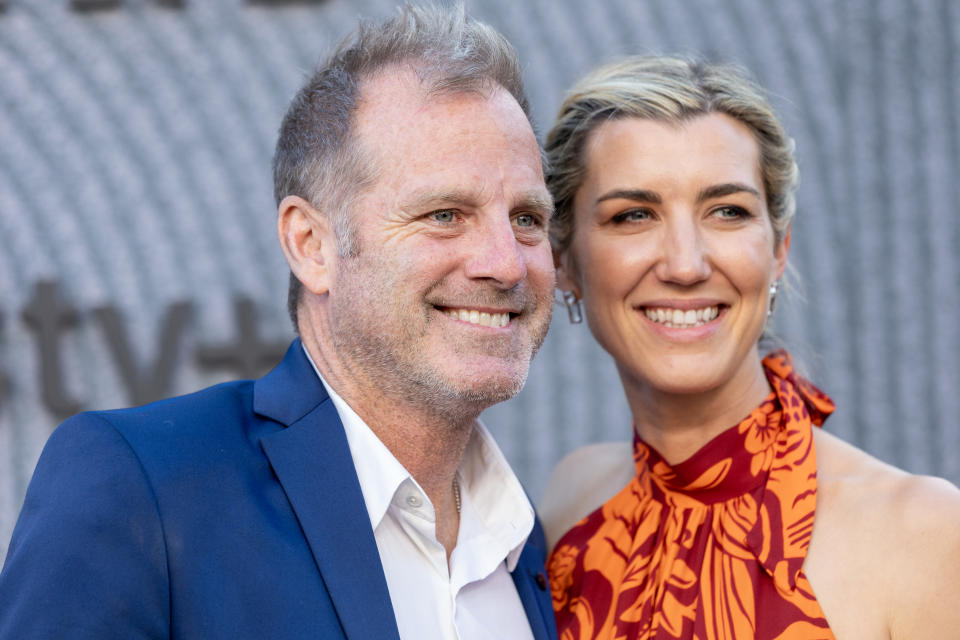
[{"left": 0, "top": 5, "right": 557, "bottom": 639}]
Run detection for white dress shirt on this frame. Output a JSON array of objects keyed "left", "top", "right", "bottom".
[{"left": 304, "top": 348, "right": 536, "bottom": 640}]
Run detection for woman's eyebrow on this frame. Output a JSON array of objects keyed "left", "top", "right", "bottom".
[
  {"left": 696, "top": 182, "right": 761, "bottom": 202},
  {"left": 596, "top": 188, "right": 661, "bottom": 205}
]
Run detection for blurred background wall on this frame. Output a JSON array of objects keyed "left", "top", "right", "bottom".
[{"left": 1, "top": 0, "right": 958, "bottom": 564}]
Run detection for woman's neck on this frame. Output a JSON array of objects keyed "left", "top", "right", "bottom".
[{"left": 623, "top": 356, "right": 773, "bottom": 465}]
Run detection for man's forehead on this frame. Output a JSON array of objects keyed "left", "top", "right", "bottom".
[
  {"left": 355, "top": 65, "right": 521, "bottom": 135},
  {"left": 349, "top": 65, "right": 547, "bottom": 213},
  {"left": 355, "top": 65, "right": 424, "bottom": 112}
]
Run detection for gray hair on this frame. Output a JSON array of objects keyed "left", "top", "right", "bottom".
[
  {"left": 545, "top": 56, "right": 798, "bottom": 255},
  {"left": 273, "top": 3, "right": 532, "bottom": 330}
]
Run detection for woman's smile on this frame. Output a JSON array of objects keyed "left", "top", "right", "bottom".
[{"left": 641, "top": 305, "right": 720, "bottom": 328}]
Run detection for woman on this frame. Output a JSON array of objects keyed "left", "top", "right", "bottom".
[{"left": 539, "top": 56, "right": 960, "bottom": 640}]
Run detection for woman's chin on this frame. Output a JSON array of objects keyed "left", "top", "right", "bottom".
[{"left": 617, "top": 348, "right": 763, "bottom": 400}]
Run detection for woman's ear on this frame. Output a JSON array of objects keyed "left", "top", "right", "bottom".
[
  {"left": 277, "top": 195, "right": 337, "bottom": 297},
  {"left": 554, "top": 247, "right": 582, "bottom": 299},
  {"left": 774, "top": 225, "right": 792, "bottom": 280}
]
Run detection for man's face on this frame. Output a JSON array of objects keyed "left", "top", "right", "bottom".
[{"left": 324, "top": 72, "right": 554, "bottom": 413}]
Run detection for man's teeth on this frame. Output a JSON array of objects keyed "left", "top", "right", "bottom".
[
  {"left": 644, "top": 306, "right": 719, "bottom": 328},
  {"left": 445, "top": 309, "right": 511, "bottom": 328}
]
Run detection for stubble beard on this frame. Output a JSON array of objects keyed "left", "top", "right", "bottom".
[{"left": 327, "top": 257, "right": 550, "bottom": 420}]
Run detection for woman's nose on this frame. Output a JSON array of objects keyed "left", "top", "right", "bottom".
[{"left": 654, "top": 218, "right": 711, "bottom": 285}]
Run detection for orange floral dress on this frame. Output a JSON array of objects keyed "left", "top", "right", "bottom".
[{"left": 548, "top": 351, "right": 836, "bottom": 640}]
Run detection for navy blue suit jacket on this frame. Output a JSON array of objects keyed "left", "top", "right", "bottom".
[{"left": 0, "top": 340, "right": 557, "bottom": 639}]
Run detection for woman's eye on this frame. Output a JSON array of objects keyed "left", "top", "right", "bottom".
[
  {"left": 612, "top": 208, "right": 651, "bottom": 223},
  {"left": 429, "top": 210, "right": 456, "bottom": 223},
  {"left": 713, "top": 205, "right": 750, "bottom": 220}
]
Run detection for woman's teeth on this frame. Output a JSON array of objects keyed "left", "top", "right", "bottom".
[
  {"left": 445, "top": 309, "right": 511, "bottom": 328},
  {"left": 644, "top": 306, "right": 719, "bottom": 328}
]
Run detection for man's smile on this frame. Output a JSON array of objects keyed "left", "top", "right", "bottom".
[{"left": 439, "top": 307, "right": 515, "bottom": 328}]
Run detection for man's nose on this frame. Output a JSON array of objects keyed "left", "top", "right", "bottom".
[
  {"left": 654, "top": 217, "right": 711, "bottom": 285},
  {"left": 463, "top": 214, "right": 527, "bottom": 289}
]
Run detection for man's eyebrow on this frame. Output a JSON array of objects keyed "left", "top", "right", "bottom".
[
  {"left": 400, "top": 189, "right": 554, "bottom": 213},
  {"left": 596, "top": 189, "right": 661, "bottom": 205},
  {"left": 400, "top": 189, "right": 474, "bottom": 210},
  {"left": 515, "top": 192, "right": 554, "bottom": 214},
  {"left": 696, "top": 182, "right": 761, "bottom": 202}
]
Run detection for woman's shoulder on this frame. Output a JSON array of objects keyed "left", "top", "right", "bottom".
[
  {"left": 814, "top": 428, "right": 960, "bottom": 518},
  {"left": 810, "top": 428, "right": 960, "bottom": 638},
  {"left": 814, "top": 428, "right": 960, "bottom": 551},
  {"left": 538, "top": 441, "right": 635, "bottom": 551}
]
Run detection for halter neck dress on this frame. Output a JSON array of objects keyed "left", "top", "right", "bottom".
[{"left": 548, "top": 351, "right": 836, "bottom": 640}]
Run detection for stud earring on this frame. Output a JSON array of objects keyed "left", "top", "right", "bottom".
[
  {"left": 562, "top": 291, "right": 583, "bottom": 324},
  {"left": 767, "top": 281, "right": 780, "bottom": 318}
]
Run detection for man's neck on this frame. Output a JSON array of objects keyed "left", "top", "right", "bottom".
[
  {"left": 354, "top": 390, "right": 470, "bottom": 558},
  {"left": 300, "top": 329, "right": 475, "bottom": 555}
]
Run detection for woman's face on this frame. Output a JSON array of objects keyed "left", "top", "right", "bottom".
[{"left": 559, "top": 113, "right": 790, "bottom": 397}]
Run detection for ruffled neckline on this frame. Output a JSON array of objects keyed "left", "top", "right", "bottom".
[{"left": 634, "top": 350, "right": 835, "bottom": 506}]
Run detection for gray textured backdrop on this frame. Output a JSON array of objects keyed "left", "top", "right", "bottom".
[{"left": 1, "top": 0, "right": 958, "bottom": 565}]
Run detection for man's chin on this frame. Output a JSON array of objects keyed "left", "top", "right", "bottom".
[
  {"left": 424, "top": 367, "right": 530, "bottom": 409},
  {"left": 454, "top": 379, "right": 526, "bottom": 405}
]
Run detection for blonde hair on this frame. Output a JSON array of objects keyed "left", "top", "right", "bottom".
[{"left": 545, "top": 56, "right": 797, "bottom": 253}]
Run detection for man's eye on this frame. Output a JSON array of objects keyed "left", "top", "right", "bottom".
[
  {"left": 429, "top": 210, "right": 456, "bottom": 223},
  {"left": 514, "top": 213, "right": 538, "bottom": 228}
]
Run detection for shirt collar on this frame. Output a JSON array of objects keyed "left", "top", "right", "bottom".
[
  {"left": 456, "top": 422, "right": 535, "bottom": 572},
  {"left": 301, "top": 344, "right": 534, "bottom": 570}
]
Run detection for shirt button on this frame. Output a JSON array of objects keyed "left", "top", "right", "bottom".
[{"left": 405, "top": 494, "right": 422, "bottom": 508}]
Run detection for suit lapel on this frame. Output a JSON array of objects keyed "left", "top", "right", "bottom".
[
  {"left": 255, "top": 341, "right": 401, "bottom": 640},
  {"left": 511, "top": 518, "right": 558, "bottom": 640}
]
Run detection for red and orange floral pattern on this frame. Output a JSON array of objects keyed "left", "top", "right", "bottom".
[{"left": 549, "top": 351, "right": 836, "bottom": 640}]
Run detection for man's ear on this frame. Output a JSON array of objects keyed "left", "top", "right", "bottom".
[
  {"left": 774, "top": 225, "right": 792, "bottom": 280},
  {"left": 277, "top": 195, "right": 337, "bottom": 296}
]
